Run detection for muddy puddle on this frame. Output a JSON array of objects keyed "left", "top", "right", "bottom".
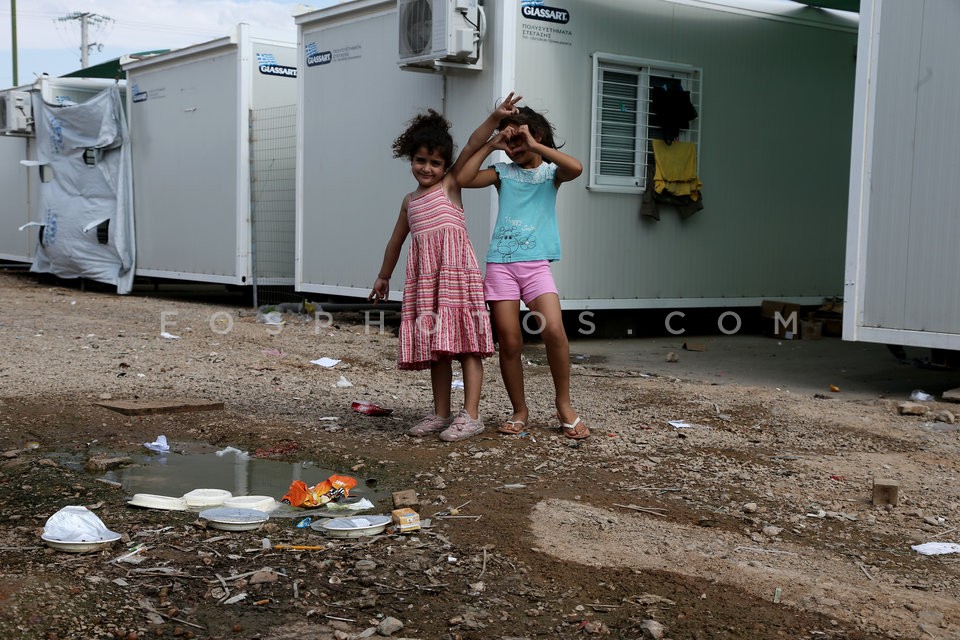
[{"left": 48, "top": 443, "right": 388, "bottom": 509}]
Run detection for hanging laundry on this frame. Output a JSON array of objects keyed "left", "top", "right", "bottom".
[
  {"left": 641, "top": 141, "right": 704, "bottom": 220},
  {"left": 650, "top": 81, "right": 698, "bottom": 142},
  {"left": 652, "top": 140, "right": 702, "bottom": 198}
]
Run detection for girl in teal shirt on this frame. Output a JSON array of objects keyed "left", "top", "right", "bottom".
[{"left": 457, "top": 102, "right": 590, "bottom": 440}]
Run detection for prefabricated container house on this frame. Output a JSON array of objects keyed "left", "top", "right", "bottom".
[
  {"left": 123, "top": 24, "right": 298, "bottom": 286},
  {"left": 1, "top": 78, "right": 122, "bottom": 264},
  {"left": 295, "top": 0, "right": 858, "bottom": 310},
  {"left": 844, "top": 0, "right": 960, "bottom": 351}
]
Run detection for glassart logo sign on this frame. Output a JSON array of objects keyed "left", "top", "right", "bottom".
[
  {"left": 255, "top": 53, "right": 297, "bottom": 78},
  {"left": 131, "top": 83, "right": 148, "bottom": 103},
  {"left": 305, "top": 42, "right": 332, "bottom": 67},
  {"left": 520, "top": 0, "right": 569, "bottom": 24}
]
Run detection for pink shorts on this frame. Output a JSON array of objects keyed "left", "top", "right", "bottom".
[{"left": 484, "top": 260, "right": 558, "bottom": 304}]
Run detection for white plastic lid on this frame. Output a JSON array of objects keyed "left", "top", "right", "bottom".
[
  {"left": 222, "top": 495, "right": 277, "bottom": 512},
  {"left": 182, "top": 488, "right": 232, "bottom": 507},
  {"left": 128, "top": 493, "right": 188, "bottom": 511},
  {"left": 199, "top": 507, "right": 270, "bottom": 524}
]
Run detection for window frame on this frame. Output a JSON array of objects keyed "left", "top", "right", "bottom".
[{"left": 589, "top": 52, "right": 702, "bottom": 194}]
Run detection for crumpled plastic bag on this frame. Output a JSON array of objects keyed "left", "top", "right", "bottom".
[
  {"left": 43, "top": 505, "right": 120, "bottom": 542},
  {"left": 326, "top": 497, "right": 375, "bottom": 512},
  {"left": 281, "top": 474, "right": 358, "bottom": 507},
  {"left": 912, "top": 542, "right": 960, "bottom": 556},
  {"left": 257, "top": 310, "right": 284, "bottom": 325},
  {"left": 143, "top": 434, "right": 169, "bottom": 453}
]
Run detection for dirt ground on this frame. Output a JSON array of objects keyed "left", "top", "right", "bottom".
[{"left": 2, "top": 269, "right": 960, "bottom": 640}]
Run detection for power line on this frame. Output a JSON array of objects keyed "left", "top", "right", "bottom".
[
  {"left": 56, "top": 11, "right": 113, "bottom": 68},
  {"left": 0, "top": 8, "right": 243, "bottom": 39}
]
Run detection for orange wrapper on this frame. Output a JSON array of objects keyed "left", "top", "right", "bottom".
[{"left": 281, "top": 474, "right": 358, "bottom": 507}]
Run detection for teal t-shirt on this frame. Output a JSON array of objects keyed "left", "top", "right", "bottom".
[{"left": 485, "top": 161, "right": 561, "bottom": 264}]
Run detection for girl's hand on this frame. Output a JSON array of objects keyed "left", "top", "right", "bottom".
[
  {"left": 494, "top": 92, "right": 522, "bottom": 120},
  {"left": 494, "top": 124, "right": 536, "bottom": 156},
  {"left": 369, "top": 277, "right": 390, "bottom": 303},
  {"left": 511, "top": 124, "right": 537, "bottom": 148},
  {"left": 489, "top": 127, "right": 514, "bottom": 152}
]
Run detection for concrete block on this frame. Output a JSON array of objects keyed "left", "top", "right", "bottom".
[
  {"left": 872, "top": 478, "right": 899, "bottom": 506},
  {"left": 392, "top": 489, "right": 419, "bottom": 509}
]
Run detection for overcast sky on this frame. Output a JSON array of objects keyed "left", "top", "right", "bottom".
[{"left": 0, "top": 0, "right": 339, "bottom": 88}]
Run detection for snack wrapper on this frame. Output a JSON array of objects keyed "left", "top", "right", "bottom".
[{"left": 281, "top": 474, "right": 358, "bottom": 507}]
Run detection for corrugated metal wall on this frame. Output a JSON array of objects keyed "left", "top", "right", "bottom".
[
  {"left": 297, "top": 0, "right": 857, "bottom": 308},
  {"left": 513, "top": 0, "right": 857, "bottom": 307},
  {"left": 0, "top": 134, "right": 33, "bottom": 262},
  {"left": 129, "top": 52, "right": 243, "bottom": 280},
  {"left": 297, "top": 8, "right": 443, "bottom": 298},
  {"left": 861, "top": 0, "right": 960, "bottom": 335}
]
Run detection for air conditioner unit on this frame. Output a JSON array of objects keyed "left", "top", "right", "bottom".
[
  {"left": 398, "top": 0, "right": 483, "bottom": 70},
  {"left": 0, "top": 91, "right": 33, "bottom": 134}
]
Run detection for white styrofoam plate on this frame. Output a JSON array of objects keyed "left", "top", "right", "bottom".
[
  {"left": 199, "top": 507, "right": 269, "bottom": 531},
  {"left": 182, "top": 488, "right": 232, "bottom": 508},
  {"left": 222, "top": 495, "right": 277, "bottom": 512},
  {"left": 127, "top": 493, "right": 188, "bottom": 511},
  {"left": 41, "top": 531, "right": 121, "bottom": 553},
  {"left": 314, "top": 515, "right": 391, "bottom": 538}
]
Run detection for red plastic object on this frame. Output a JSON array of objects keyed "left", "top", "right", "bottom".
[{"left": 352, "top": 401, "right": 393, "bottom": 416}]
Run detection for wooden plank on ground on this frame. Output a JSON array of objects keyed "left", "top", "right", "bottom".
[{"left": 95, "top": 399, "right": 224, "bottom": 416}]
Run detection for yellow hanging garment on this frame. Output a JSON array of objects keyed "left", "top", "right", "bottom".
[{"left": 652, "top": 140, "right": 702, "bottom": 200}]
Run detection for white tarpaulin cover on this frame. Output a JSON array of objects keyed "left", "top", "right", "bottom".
[{"left": 29, "top": 85, "right": 135, "bottom": 293}]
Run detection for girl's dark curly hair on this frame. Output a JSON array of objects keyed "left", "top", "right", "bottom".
[
  {"left": 498, "top": 105, "right": 561, "bottom": 149},
  {"left": 392, "top": 109, "right": 455, "bottom": 167}
]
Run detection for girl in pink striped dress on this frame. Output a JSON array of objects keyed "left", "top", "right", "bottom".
[{"left": 370, "top": 97, "right": 522, "bottom": 441}]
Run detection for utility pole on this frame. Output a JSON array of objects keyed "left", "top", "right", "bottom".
[
  {"left": 10, "top": 0, "right": 17, "bottom": 85},
  {"left": 56, "top": 11, "right": 113, "bottom": 69}
]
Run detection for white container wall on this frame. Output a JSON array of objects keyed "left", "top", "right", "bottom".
[
  {"left": 0, "top": 133, "right": 34, "bottom": 262},
  {"left": 297, "top": 0, "right": 858, "bottom": 310},
  {"left": 124, "top": 24, "right": 297, "bottom": 285},
  {"left": 296, "top": 1, "right": 444, "bottom": 299},
  {"left": 844, "top": 0, "right": 960, "bottom": 350}
]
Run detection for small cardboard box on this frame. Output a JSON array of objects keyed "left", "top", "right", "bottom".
[
  {"left": 760, "top": 300, "right": 802, "bottom": 340},
  {"left": 818, "top": 316, "right": 843, "bottom": 337},
  {"left": 800, "top": 319, "right": 822, "bottom": 341},
  {"left": 391, "top": 507, "right": 421, "bottom": 533}
]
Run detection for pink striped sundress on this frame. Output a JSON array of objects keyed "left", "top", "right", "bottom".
[{"left": 397, "top": 186, "right": 494, "bottom": 370}]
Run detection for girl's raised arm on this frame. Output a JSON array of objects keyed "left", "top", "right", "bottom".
[
  {"left": 542, "top": 144, "right": 582, "bottom": 185},
  {"left": 369, "top": 196, "right": 411, "bottom": 302},
  {"left": 454, "top": 135, "right": 504, "bottom": 189},
  {"left": 448, "top": 92, "right": 522, "bottom": 178}
]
